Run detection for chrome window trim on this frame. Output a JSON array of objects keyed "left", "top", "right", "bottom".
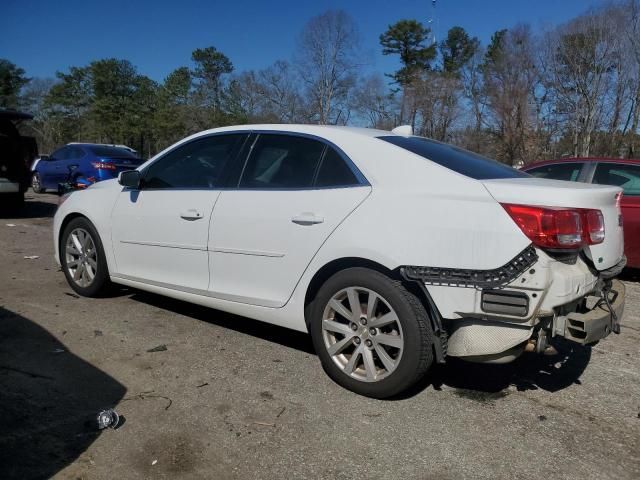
[{"left": 133, "top": 129, "right": 370, "bottom": 192}]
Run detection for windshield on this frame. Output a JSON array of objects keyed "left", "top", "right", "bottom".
[{"left": 378, "top": 136, "right": 529, "bottom": 180}]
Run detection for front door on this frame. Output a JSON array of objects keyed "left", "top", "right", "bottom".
[
  {"left": 208, "top": 133, "right": 371, "bottom": 307},
  {"left": 110, "top": 133, "right": 247, "bottom": 290}
]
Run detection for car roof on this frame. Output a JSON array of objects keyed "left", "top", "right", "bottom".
[
  {"left": 523, "top": 157, "right": 640, "bottom": 169},
  {"left": 194, "top": 124, "right": 394, "bottom": 139}
]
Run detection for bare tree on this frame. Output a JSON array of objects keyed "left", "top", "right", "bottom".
[
  {"left": 351, "top": 74, "right": 397, "bottom": 129},
  {"left": 546, "top": 10, "right": 619, "bottom": 157},
  {"left": 481, "top": 25, "right": 541, "bottom": 165},
  {"left": 295, "top": 10, "right": 362, "bottom": 125}
]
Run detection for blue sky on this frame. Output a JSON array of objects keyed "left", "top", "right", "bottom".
[{"left": 1, "top": 0, "right": 607, "bottom": 82}]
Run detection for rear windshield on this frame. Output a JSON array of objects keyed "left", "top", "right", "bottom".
[
  {"left": 378, "top": 136, "right": 529, "bottom": 180},
  {"left": 88, "top": 145, "right": 139, "bottom": 159}
]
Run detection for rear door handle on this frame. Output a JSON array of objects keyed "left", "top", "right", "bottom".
[
  {"left": 180, "top": 209, "right": 204, "bottom": 220},
  {"left": 291, "top": 213, "right": 324, "bottom": 225}
]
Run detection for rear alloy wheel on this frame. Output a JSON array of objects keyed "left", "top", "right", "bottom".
[
  {"left": 60, "top": 217, "right": 111, "bottom": 297},
  {"left": 310, "top": 268, "right": 434, "bottom": 398},
  {"left": 322, "top": 287, "right": 404, "bottom": 382},
  {"left": 31, "top": 173, "right": 44, "bottom": 193}
]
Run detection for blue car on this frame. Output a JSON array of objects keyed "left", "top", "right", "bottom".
[{"left": 31, "top": 143, "right": 143, "bottom": 193}]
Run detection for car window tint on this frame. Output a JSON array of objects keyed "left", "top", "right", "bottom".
[
  {"left": 593, "top": 163, "right": 640, "bottom": 196},
  {"left": 526, "top": 162, "right": 582, "bottom": 181},
  {"left": 239, "top": 135, "right": 325, "bottom": 189},
  {"left": 143, "top": 134, "right": 244, "bottom": 189},
  {"left": 315, "top": 147, "right": 359, "bottom": 187},
  {"left": 378, "top": 135, "right": 529, "bottom": 180}
]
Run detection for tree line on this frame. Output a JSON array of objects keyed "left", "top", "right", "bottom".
[{"left": 2, "top": 1, "right": 640, "bottom": 164}]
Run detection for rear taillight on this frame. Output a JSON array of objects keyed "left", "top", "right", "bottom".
[
  {"left": 91, "top": 161, "right": 116, "bottom": 170},
  {"left": 501, "top": 203, "right": 605, "bottom": 250},
  {"left": 583, "top": 209, "right": 604, "bottom": 245}
]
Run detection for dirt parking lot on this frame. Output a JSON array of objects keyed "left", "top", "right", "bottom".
[{"left": 1, "top": 193, "right": 639, "bottom": 480}]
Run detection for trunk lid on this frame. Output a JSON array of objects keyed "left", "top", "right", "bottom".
[{"left": 482, "top": 177, "right": 624, "bottom": 270}]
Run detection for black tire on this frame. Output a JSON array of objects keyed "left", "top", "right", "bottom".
[
  {"left": 60, "top": 217, "right": 112, "bottom": 297},
  {"left": 308, "top": 267, "right": 434, "bottom": 398},
  {"left": 31, "top": 173, "right": 45, "bottom": 193}
]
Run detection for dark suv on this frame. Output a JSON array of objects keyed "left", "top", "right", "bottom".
[{"left": 0, "top": 109, "right": 37, "bottom": 208}]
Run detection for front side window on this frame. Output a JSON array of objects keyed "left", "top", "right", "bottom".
[
  {"left": 52, "top": 147, "right": 69, "bottom": 161},
  {"left": 143, "top": 134, "right": 245, "bottom": 189},
  {"left": 526, "top": 162, "right": 583, "bottom": 181},
  {"left": 593, "top": 163, "right": 640, "bottom": 196},
  {"left": 239, "top": 134, "right": 325, "bottom": 189}
]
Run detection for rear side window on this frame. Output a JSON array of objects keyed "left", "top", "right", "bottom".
[
  {"left": 593, "top": 163, "right": 640, "bottom": 196},
  {"left": 526, "top": 162, "right": 583, "bottom": 181},
  {"left": 377, "top": 136, "right": 528, "bottom": 180},
  {"left": 315, "top": 148, "right": 359, "bottom": 187},
  {"left": 89, "top": 146, "right": 138, "bottom": 158},
  {"left": 143, "top": 134, "right": 245, "bottom": 189},
  {"left": 239, "top": 135, "right": 325, "bottom": 189}
]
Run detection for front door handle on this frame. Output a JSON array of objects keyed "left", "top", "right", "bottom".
[
  {"left": 180, "top": 209, "right": 204, "bottom": 220},
  {"left": 291, "top": 213, "right": 324, "bottom": 225}
]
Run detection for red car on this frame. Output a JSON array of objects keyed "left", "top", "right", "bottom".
[{"left": 522, "top": 157, "right": 640, "bottom": 269}]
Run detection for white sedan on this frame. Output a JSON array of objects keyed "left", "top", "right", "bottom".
[{"left": 53, "top": 125, "right": 626, "bottom": 398}]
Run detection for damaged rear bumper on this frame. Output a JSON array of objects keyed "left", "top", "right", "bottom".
[{"left": 554, "top": 279, "right": 625, "bottom": 345}]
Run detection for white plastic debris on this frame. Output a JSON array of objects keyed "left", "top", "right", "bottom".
[
  {"left": 6, "top": 223, "right": 16, "bottom": 227},
  {"left": 151, "top": 460, "right": 158, "bottom": 466},
  {"left": 23, "top": 255, "right": 40, "bottom": 260}
]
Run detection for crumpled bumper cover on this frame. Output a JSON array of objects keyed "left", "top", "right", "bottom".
[{"left": 555, "top": 279, "right": 625, "bottom": 345}]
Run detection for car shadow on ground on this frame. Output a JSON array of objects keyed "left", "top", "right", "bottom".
[
  {"left": 395, "top": 337, "right": 592, "bottom": 400},
  {"left": 128, "top": 291, "right": 592, "bottom": 400},
  {"left": 0, "top": 307, "right": 126, "bottom": 480},
  {"left": 0, "top": 196, "right": 58, "bottom": 219},
  {"left": 128, "top": 291, "right": 316, "bottom": 354}
]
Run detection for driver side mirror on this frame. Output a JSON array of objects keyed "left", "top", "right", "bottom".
[{"left": 118, "top": 170, "right": 141, "bottom": 189}]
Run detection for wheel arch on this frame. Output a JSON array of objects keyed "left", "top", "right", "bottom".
[
  {"left": 57, "top": 212, "right": 92, "bottom": 258},
  {"left": 303, "top": 257, "right": 398, "bottom": 327}
]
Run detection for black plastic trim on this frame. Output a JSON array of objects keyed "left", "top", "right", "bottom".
[{"left": 402, "top": 245, "right": 538, "bottom": 289}]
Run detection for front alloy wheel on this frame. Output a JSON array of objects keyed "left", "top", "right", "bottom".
[
  {"left": 60, "top": 217, "right": 111, "bottom": 297},
  {"left": 65, "top": 228, "right": 98, "bottom": 288}
]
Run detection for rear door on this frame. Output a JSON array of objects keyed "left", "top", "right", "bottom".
[
  {"left": 208, "top": 133, "right": 371, "bottom": 307},
  {"left": 592, "top": 162, "right": 640, "bottom": 268},
  {"left": 110, "top": 133, "right": 247, "bottom": 290}
]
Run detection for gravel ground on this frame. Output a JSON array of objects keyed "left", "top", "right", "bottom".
[{"left": 1, "top": 193, "right": 639, "bottom": 480}]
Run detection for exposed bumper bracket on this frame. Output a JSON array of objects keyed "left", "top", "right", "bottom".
[
  {"left": 402, "top": 245, "right": 538, "bottom": 289},
  {"left": 554, "top": 279, "right": 625, "bottom": 345}
]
